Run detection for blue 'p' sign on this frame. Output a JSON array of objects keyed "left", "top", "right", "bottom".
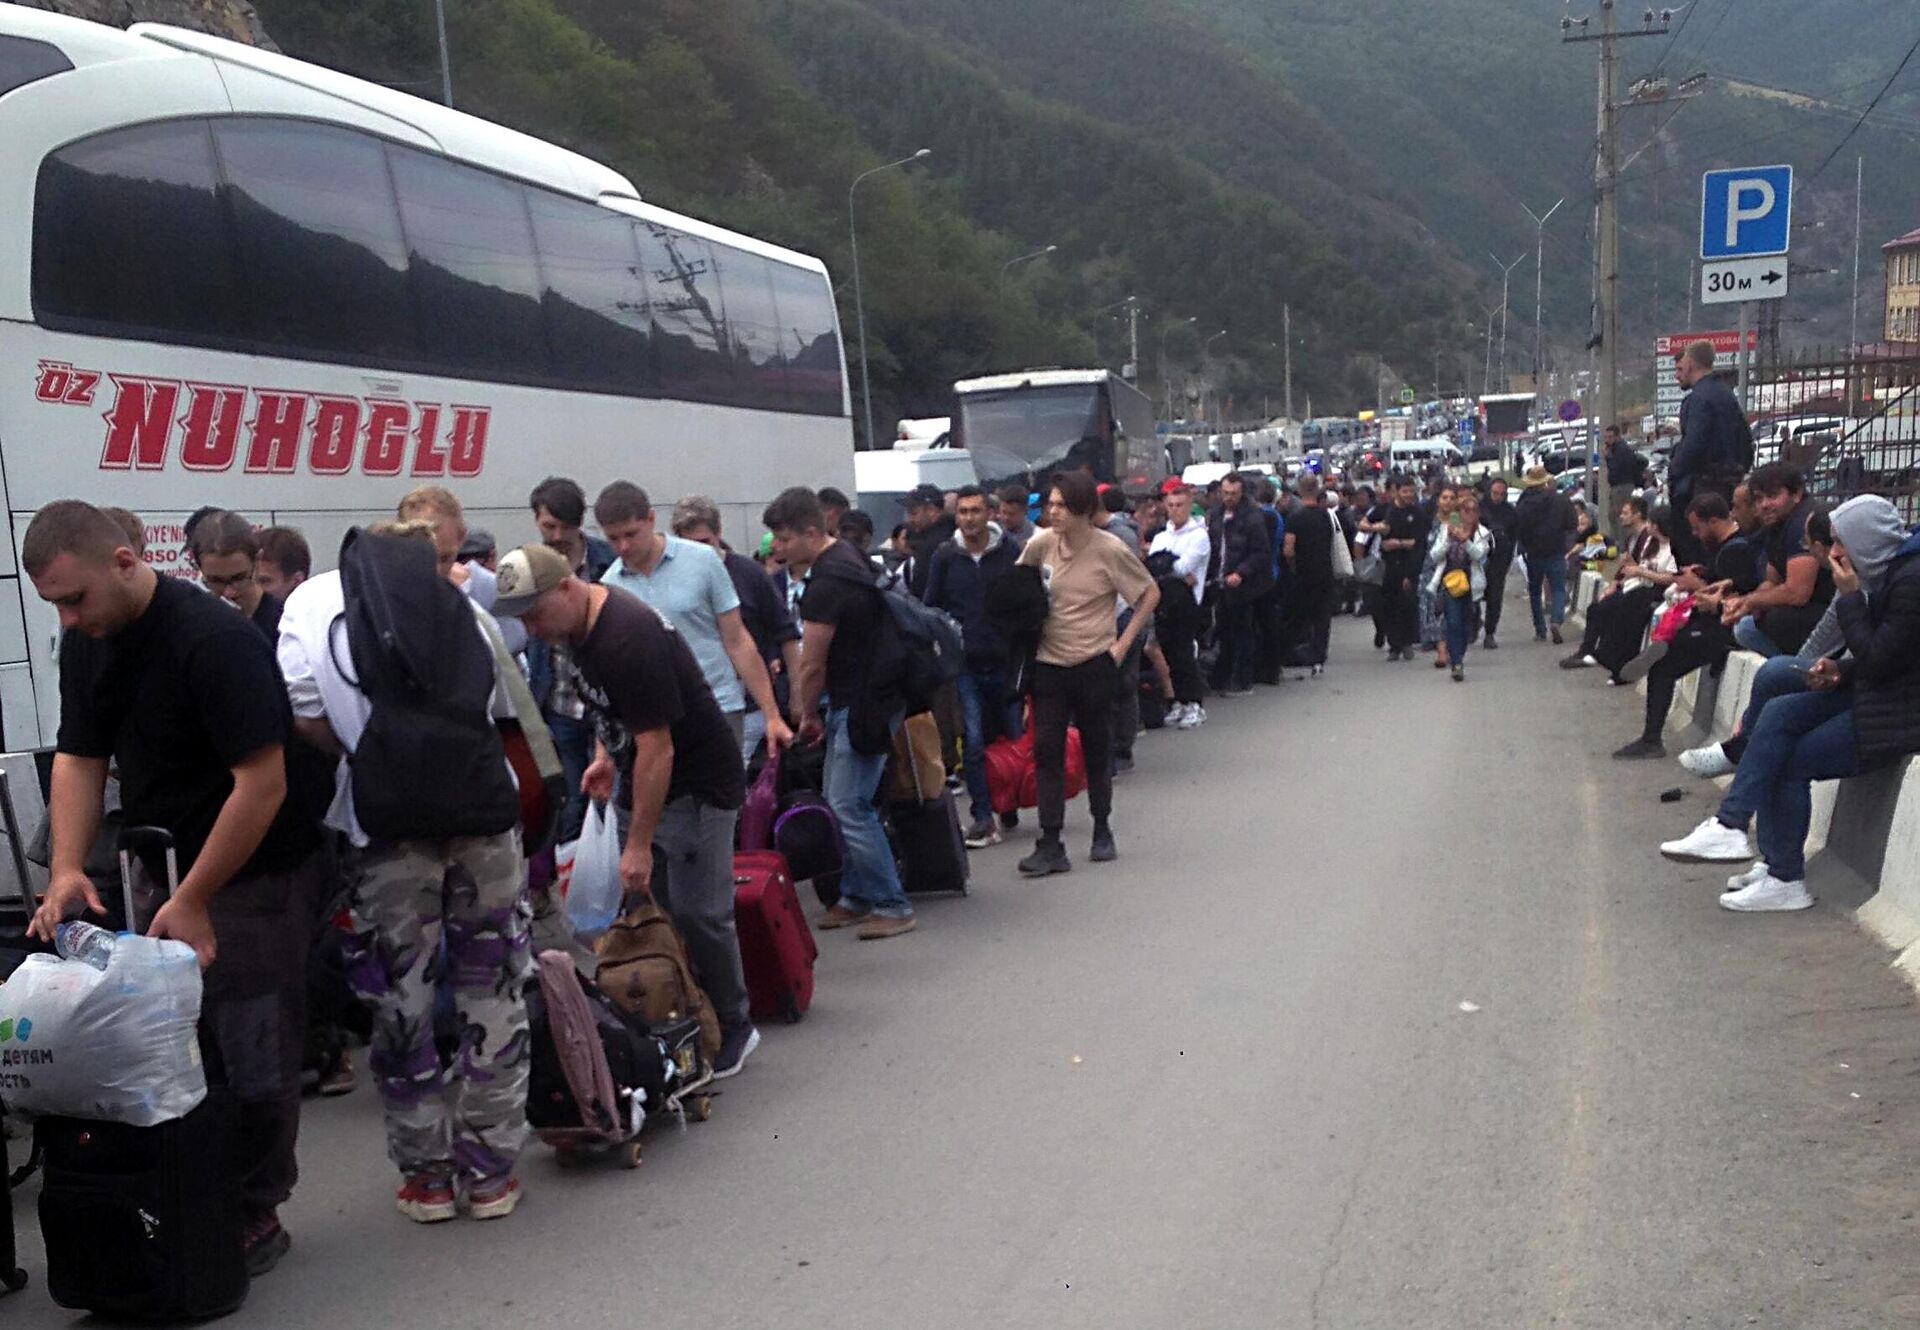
[{"left": 1700, "top": 165, "right": 1792, "bottom": 260}]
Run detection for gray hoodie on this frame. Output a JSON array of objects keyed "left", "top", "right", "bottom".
[{"left": 1795, "top": 495, "right": 1910, "bottom": 661}]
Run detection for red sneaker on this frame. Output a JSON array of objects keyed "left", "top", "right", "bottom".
[
  {"left": 467, "top": 1175, "right": 521, "bottom": 1221},
  {"left": 395, "top": 1173, "right": 458, "bottom": 1224}
]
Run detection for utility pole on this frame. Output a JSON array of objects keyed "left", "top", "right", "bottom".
[
  {"left": 1563, "top": 2, "right": 1670, "bottom": 437},
  {"left": 1851, "top": 155, "right": 1864, "bottom": 352},
  {"left": 1126, "top": 296, "right": 1141, "bottom": 383},
  {"left": 1283, "top": 303, "right": 1294, "bottom": 424},
  {"left": 848, "top": 149, "right": 931, "bottom": 451}
]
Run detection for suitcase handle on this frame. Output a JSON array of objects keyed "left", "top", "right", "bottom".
[{"left": 115, "top": 826, "right": 178, "bottom": 933}]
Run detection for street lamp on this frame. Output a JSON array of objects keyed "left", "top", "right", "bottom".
[
  {"left": 849, "top": 147, "right": 931, "bottom": 450},
  {"left": 1001, "top": 244, "right": 1058, "bottom": 276},
  {"left": 1520, "top": 197, "right": 1564, "bottom": 390},
  {"left": 1488, "top": 250, "right": 1527, "bottom": 388}
]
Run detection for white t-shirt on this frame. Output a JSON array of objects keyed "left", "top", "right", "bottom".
[{"left": 277, "top": 570, "right": 518, "bottom": 847}]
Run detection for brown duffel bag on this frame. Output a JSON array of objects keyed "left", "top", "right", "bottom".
[{"left": 593, "top": 899, "right": 722, "bottom": 1063}]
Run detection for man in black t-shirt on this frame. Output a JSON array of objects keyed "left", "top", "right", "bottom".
[
  {"left": 1725, "top": 463, "right": 1833, "bottom": 658},
  {"left": 494, "top": 544, "right": 759, "bottom": 1079},
  {"left": 761, "top": 487, "right": 914, "bottom": 941},
  {"left": 26, "top": 500, "right": 321, "bottom": 1276},
  {"left": 1281, "top": 474, "right": 1337, "bottom": 674}
]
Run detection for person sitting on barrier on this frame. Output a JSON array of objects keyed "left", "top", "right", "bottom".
[
  {"left": 1561, "top": 496, "right": 1675, "bottom": 679},
  {"left": 1658, "top": 496, "right": 1920, "bottom": 912},
  {"left": 1677, "top": 495, "right": 1909, "bottom": 779},
  {"left": 1722, "top": 463, "right": 1832, "bottom": 659},
  {"left": 1612, "top": 494, "right": 1763, "bottom": 760}
]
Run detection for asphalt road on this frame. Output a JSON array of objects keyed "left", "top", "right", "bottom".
[{"left": 9, "top": 603, "right": 1920, "bottom": 1327}]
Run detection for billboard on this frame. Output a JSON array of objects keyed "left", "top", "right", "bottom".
[{"left": 1653, "top": 329, "right": 1758, "bottom": 420}]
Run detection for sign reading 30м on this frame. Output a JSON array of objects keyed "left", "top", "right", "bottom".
[{"left": 1699, "top": 165, "right": 1793, "bottom": 260}]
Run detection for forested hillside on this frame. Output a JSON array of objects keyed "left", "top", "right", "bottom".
[{"left": 233, "top": 0, "right": 1472, "bottom": 428}]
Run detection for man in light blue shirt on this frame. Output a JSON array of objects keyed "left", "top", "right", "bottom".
[{"left": 593, "top": 482, "right": 791, "bottom": 756}]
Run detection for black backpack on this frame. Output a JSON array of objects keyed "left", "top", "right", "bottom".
[
  {"left": 814, "top": 557, "right": 965, "bottom": 733},
  {"left": 335, "top": 528, "right": 519, "bottom": 842}
]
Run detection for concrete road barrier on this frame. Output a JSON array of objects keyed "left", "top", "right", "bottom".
[{"left": 1653, "top": 644, "right": 1920, "bottom": 984}]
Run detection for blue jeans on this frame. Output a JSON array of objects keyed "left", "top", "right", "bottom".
[
  {"left": 546, "top": 711, "right": 595, "bottom": 844},
  {"left": 1442, "top": 593, "right": 1475, "bottom": 667},
  {"left": 1727, "top": 655, "right": 1811, "bottom": 761},
  {"left": 1526, "top": 555, "right": 1567, "bottom": 636},
  {"left": 1715, "top": 690, "right": 1860, "bottom": 881},
  {"left": 955, "top": 667, "right": 1020, "bottom": 824},
  {"left": 1733, "top": 615, "right": 1786, "bottom": 658},
  {"left": 823, "top": 707, "right": 910, "bottom": 918}
]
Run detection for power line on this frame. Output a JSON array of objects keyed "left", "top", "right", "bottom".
[{"left": 1808, "top": 31, "right": 1920, "bottom": 181}]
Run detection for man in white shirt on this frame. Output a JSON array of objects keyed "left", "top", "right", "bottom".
[
  {"left": 277, "top": 508, "right": 530, "bottom": 1227},
  {"left": 1147, "top": 482, "right": 1212, "bottom": 729}
]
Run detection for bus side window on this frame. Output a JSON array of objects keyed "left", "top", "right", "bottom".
[
  {"left": 388, "top": 144, "right": 547, "bottom": 378},
  {"left": 636, "top": 222, "right": 730, "bottom": 407},
  {"left": 527, "top": 189, "right": 657, "bottom": 396},
  {"left": 212, "top": 119, "right": 415, "bottom": 361},
  {"left": 33, "top": 119, "right": 243, "bottom": 343}
]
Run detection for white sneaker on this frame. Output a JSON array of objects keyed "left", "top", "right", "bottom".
[
  {"left": 1725, "top": 861, "right": 1770, "bottom": 892},
  {"left": 1679, "top": 744, "right": 1736, "bottom": 778},
  {"left": 1178, "top": 704, "right": 1207, "bottom": 730},
  {"left": 1719, "top": 875, "right": 1814, "bottom": 912},
  {"left": 1660, "top": 817, "right": 1754, "bottom": 863},
  {"left": 1582, "top": 654, "right": 1601, "bottom": 667}
]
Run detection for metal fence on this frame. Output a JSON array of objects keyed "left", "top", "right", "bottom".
[{"left": 1747, "top": 342, "right": 1920, "bottom": 523}]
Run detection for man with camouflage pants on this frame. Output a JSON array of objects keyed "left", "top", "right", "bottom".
[{"left": 277, "top": 506, "right": 530, "bottom": 1224}]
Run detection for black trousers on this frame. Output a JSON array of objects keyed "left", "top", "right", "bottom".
[
  {"left": 1363, "top": 580, "right": 1390, "bottom": 644},
  {"left": 1254, "top": 588, "right": 1286, "bottom": 683},
  {"left": 1286, "top": 579, "right": 1334, "bottom": 666},
  {"left": 1579, "top": 584, "right": 1663, "bottom": 673},
  {"left": 1384, "top": 573, "right": 1420, "bottom": 651},
  {"left": 1031, "top": 654, "right": 1117, "bottom": 834},
  {"left": 196, "top": 853, "right": 324, "bottom": 1217},
  {"left": 1483, "top": 555, "right": 1513, "bottom": 638},
  {"left": 1157, "top": 596, "right": 1205, "bottom": 704},
  {"left": 1642, "top": 626, "right": 1729, "bottom": 743},
  {"left": 1211, "top": 600, "right": 1258, "bottom": 689}
]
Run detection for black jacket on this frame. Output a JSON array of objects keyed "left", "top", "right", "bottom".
[
  {"left": 905, "top": 513, "right": 956, "bottom": 599},
  {"left": 1604, "top": 441, "right": 1647, "bottom": 487},
  {"left": 1512, "top": 487, "right": 1577, "bottom": 560},
  {"left": 1211, "top": 502, "right": 1273, "bottom": 599},
  {"left": 923, "top": 531, "right": 1021, "bottom": 667},
  {"left": 1672, "top": 375, "right": 1744, "bottom": 499},
  {"left": 1836, "top": 532, "right": 1920, "bottom": 772},
  {"left": 1479, "top": 498, "right": 1519, "bottom": 566}
]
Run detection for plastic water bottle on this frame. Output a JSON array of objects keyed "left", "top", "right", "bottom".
[{"left": 53, "top": 920, "right": 116, "bottom": 971}]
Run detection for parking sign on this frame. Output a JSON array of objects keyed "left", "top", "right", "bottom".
[{"left": 1700, "top": 165, "right": 1792, "bottom": 260}]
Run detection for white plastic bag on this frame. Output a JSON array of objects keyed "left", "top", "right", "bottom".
[
  {"left": 0, "top": 934, "right": 206, "bottom": 1126},
  {"left": 564, "top": 800, "right": 622, "bottom": 939}
]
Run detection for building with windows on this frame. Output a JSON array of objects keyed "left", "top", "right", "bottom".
[{"left": 1885, "top": 227, "right": 1920, "bottom": 343}]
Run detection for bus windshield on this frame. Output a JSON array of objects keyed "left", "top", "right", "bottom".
[{"left": 957, "top": 383, "right": 1107, "bottom": 490}]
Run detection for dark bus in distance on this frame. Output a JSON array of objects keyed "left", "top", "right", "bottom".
[{"left": 953, "top": 369, "right": 1164, "bottom": 499}]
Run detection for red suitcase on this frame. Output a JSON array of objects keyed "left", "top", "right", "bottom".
[{"left": 733, "top": 851, "right": 818, "bottom": 1023}]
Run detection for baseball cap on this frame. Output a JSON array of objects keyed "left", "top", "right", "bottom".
[
  {"left": 1158, "top": 476, "right": 1187, "bottom": 496},
  {"left": 907, "top": 484, "right": 944, "bottom": 509},
  {"left": 490, "top": 543, "right": 571, "bottom": 617},
  {"left": 457, "top": 527, "right": 496, "bottom": 563}
]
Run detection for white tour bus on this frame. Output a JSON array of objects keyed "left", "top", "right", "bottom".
[{"left": 0, "top": 10, "right": 853, "bottom": 748}]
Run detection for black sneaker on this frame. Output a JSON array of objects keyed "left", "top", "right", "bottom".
[
  {"left": 1611, "top": 738, "right": 1666, "bottom": 760},
  {"left": 1551, "top": 625, "right": 1564, "bottom": 645},
  {"left": 1112, "top": 754, "right": 1135, "bottom": 775},
  {"left": 963, "top": 817, "right": 1002, "bottom": 849},
  {"left": 1483, "top": 635, "right": 1499, "bottom": 650},
  {"left": 999, "top": 809, "right": 1020, "bottom": 831},
  {"left": 1450, "top": 664, "right": 1464, "bottom": 682},
  {"left": 1017, "top": 838, "right": 1072, "bottom": 877},
  {"left": 244, "top": 1212, "right": 291, "bottom": 1278},
  {"left": 1559, "top": 652, "right": 1593, "bottom": 669},
  {"left": 1089, "top": 826, "right": 1117, "bottom": 863},
  {"left": 712, "top": 1024, "right": 760, "bottom": 1080}
]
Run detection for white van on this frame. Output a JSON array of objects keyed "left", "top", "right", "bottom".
[{"left": 1387, "top": 440, "right": 1464, "bottom": 473}]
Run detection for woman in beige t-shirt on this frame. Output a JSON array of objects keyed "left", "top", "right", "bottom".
[{"left": 1013, "top": 471, "right": 1158, "bottom": 876}]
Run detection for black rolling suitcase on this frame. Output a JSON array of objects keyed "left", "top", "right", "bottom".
[
  {"left": 35, "top": 825, "right": 248, "bottom": 1322},
  {"left": 887, "top": 791, "right": 970, "bottom": 896}
]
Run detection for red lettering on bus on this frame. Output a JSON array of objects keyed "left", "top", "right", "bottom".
[
  {"left": 363, "top": 400, "right": 409, "bottom": 476},
  {"left": 100, "top": 376, "right": 182, "bottom": 470},
  {"left": 448, "top": 406, "right": 489, "bottom": 477},
  {"left": 411, "top": 403, "right": 447, "bottom": 476},
  {"left": 308, "top": 396, "right": 359, "bottom": 474},
  {"left": 36, "top": 361, "right": 71, "bottom": 404},
  {"left": 178, "top": 382, "right": 247, "bottom": 471},
  {"left": 246, "top": 392, "right": 308, "bottom": 474}
]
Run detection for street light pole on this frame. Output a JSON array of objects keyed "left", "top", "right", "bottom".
[
  {"left": 1520, "top": 197, "right": 1563, "bottom": 391},
  {"left": 1000, "top": 244, "right": 1058, "bottom": 277},
  {"left": 433, "top": 0, "right": 454, "bottom": 106},
  {"left": 849, "top": 148, "right": 931, "bottom": 451},
  {"left": 1489, "top": 250, "right": 1527, "bottom": 389}
]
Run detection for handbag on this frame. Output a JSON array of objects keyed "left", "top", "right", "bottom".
[{"left": 1650, "top": 596, "right": 1695, "bottom": 645}]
